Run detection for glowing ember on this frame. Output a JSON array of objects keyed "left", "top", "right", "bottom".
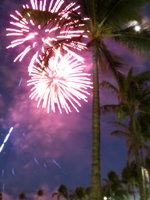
[
  {"left": 27, "top": 49, "right": 92, "bottom": 113},
  {"left": 6, "top": 0, "right": 87, "bottom": 69}
]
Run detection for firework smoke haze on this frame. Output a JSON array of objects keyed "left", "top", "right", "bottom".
[
  {"left": 27, "top": 48, "right": 92, "bottom": 113},
  {"left": 6, "top": 0, "right": 87, "bottom": 71}
]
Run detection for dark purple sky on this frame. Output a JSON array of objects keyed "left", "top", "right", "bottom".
[{"left": 0, "top": 0, "right": 149, "bottom": 199}]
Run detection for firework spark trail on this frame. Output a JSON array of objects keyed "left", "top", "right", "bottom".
[
  {"left": 52, "top": 159, "right": 62, "bottom": 169},
  {"left": 1, "top": 169, "right": 4, "bottom": 176},
  {"left": 27, "top": 49, "right": 92, "bottom": 113},
  {"left": 0, "top": 127, "right": 14, "bottom": 153},
  {"left": 12, "top": 168, "right": 15, "bottom": 176},
  {"left": 43, "top": 163, "right": 47, "bottom": 168},
  {"left": 6, "top": 0, "right": 87, "bottom": 72},
  {"left": 18, "top": 77, "right": 23, "bottom": 87},
  {"left": 34, "top": 157, "right": 40, "bottom": 165}
]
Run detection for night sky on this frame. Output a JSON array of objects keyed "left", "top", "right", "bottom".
[{"left": 0, "top": 0, "right": 150, "bottom": 199}]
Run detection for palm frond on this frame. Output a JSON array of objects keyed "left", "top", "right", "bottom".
[
  {"left": 100, "top": 80, "right": 119, "bottom": 95},
  {"left": 21, "top": 8, "right": 60, "bottom": 25},
  {"left": 134, "top": 71, "right": 150, "bottom": 83},
  {"left": 117, "top": 104, "right": 130, "bottom": 121},
  {"left": 82, "top": 0, "right": 149, "bottom": 27},
  {"left": 127, "top": 146, "right": 135, "bottom": 161},
  {"left": 52, "top": 36, "right": 84, "bottom": 50},
  {"left": 21, "top": 6, "right": 85, "bottom": 30},
  {"left": 126, "top": 68, "right": 133, "bottom": 82},
  {"left": 111, "top": 130, "right": 129, "bottom": 137},
  {"left": 81, "top": 0, "right": 104, "bottom": 23},
  {"left": 114, "top": 27, "right": 150, "bottom": 52},
  {"left": 101, "top": 104, "right": 120, "bottom": 114},
  {"left": 98, "top": 42, "right": 125, "bottom": 80},
  {"left": 139, "top": 95, "right": 150, "bottom": 114},
  {"left": 101, "top": 0, "right": 149, "bottom": 27}
]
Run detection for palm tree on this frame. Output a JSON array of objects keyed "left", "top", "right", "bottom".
[
  {"left": 101, "top": 69, "right": 150, "bottom": 200},
  {"left": 121, "top": 161, "right": 139, "bottom": 200},
  {"left": 36, "top": 188, "right": 44, "bottom": 198},
  {"left": 52, "top": 185, "right": 90, "bottom": 200},
  {"left": 80, "top": 0, "right": 150, "bottom": 199},
  {"left": 102, "top": 170, "right": 127, "bottom": 200},
  {"left": 19, "top": 192, "right": 26, "bottom": 200},
  {"left": 21, "top": 1, "right": 150, "bottom": 200},
  {"left": 71, "top": 186, "right": 89, "bottom": 200},
  {"left": 120, "top": 125, "right": 150, "bottom": 200},
  {"left": 52, "top": 184, "right": 69, "bottom": 200}
]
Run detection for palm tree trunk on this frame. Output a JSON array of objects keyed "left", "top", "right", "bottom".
[{"left": 90, "top": 42, "right": 101, "bottom": 200}]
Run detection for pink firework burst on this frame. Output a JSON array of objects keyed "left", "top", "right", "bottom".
[
  {"left": 6, "top": 0, "right": 87, "bottom": 70},
  {"left": 27, "top": 49, "right": 92, "bottom": 113}
]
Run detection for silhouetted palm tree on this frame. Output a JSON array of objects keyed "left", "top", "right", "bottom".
[
  {"left": 36, "top": 188, "right": 44, "bottom": 197},
  {"left": 121, "top": 161, "right": 139, "bottom": 200},
  {"left": 52, "top": 184, "right": 69, "bottom": 200},
  {"left": 80, "top": 0, "right": 150, "bottom": 198},
  {"left": 102, "top": 170, "right": 127, "bottom": 200},
  {"left": 19, "top": 192, "right": 26, "bottom": 200},
  {"left": 101, "top": 69, "right": 150, "bottom": 200},
  {"left": 72, "top": 186, "right": 88, "bottom": 200}
]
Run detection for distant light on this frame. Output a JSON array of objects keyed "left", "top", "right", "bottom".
[
  {"left": 128, "top": 20, "right": 138, "bottom": 27},
  {"left": 134, "top": 25, "right": 141, "bottom": 32},
  {"left": 126, "top": 20, "right": 142, "bottom": 32},
  {"left": 104, "top": 197, "right": 107, "bottom": 200}
]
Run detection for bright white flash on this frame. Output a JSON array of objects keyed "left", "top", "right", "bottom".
[
  {"left": 27, "top": 49, "right": 92, "bottom": 114},
  {"left": 134, "top": 25, "right": 141, "bottom": 32}
]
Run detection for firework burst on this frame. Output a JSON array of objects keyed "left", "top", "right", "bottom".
[
  {"left": 27, "top": 49, "right": 92, "bottom": 113},
  {"left": 6, "top": 0, "right": 87, "bottom": 70}
]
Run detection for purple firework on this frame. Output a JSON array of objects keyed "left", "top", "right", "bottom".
[{"left": 6, "top": 0, "right": 87, "bottom": 72}]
